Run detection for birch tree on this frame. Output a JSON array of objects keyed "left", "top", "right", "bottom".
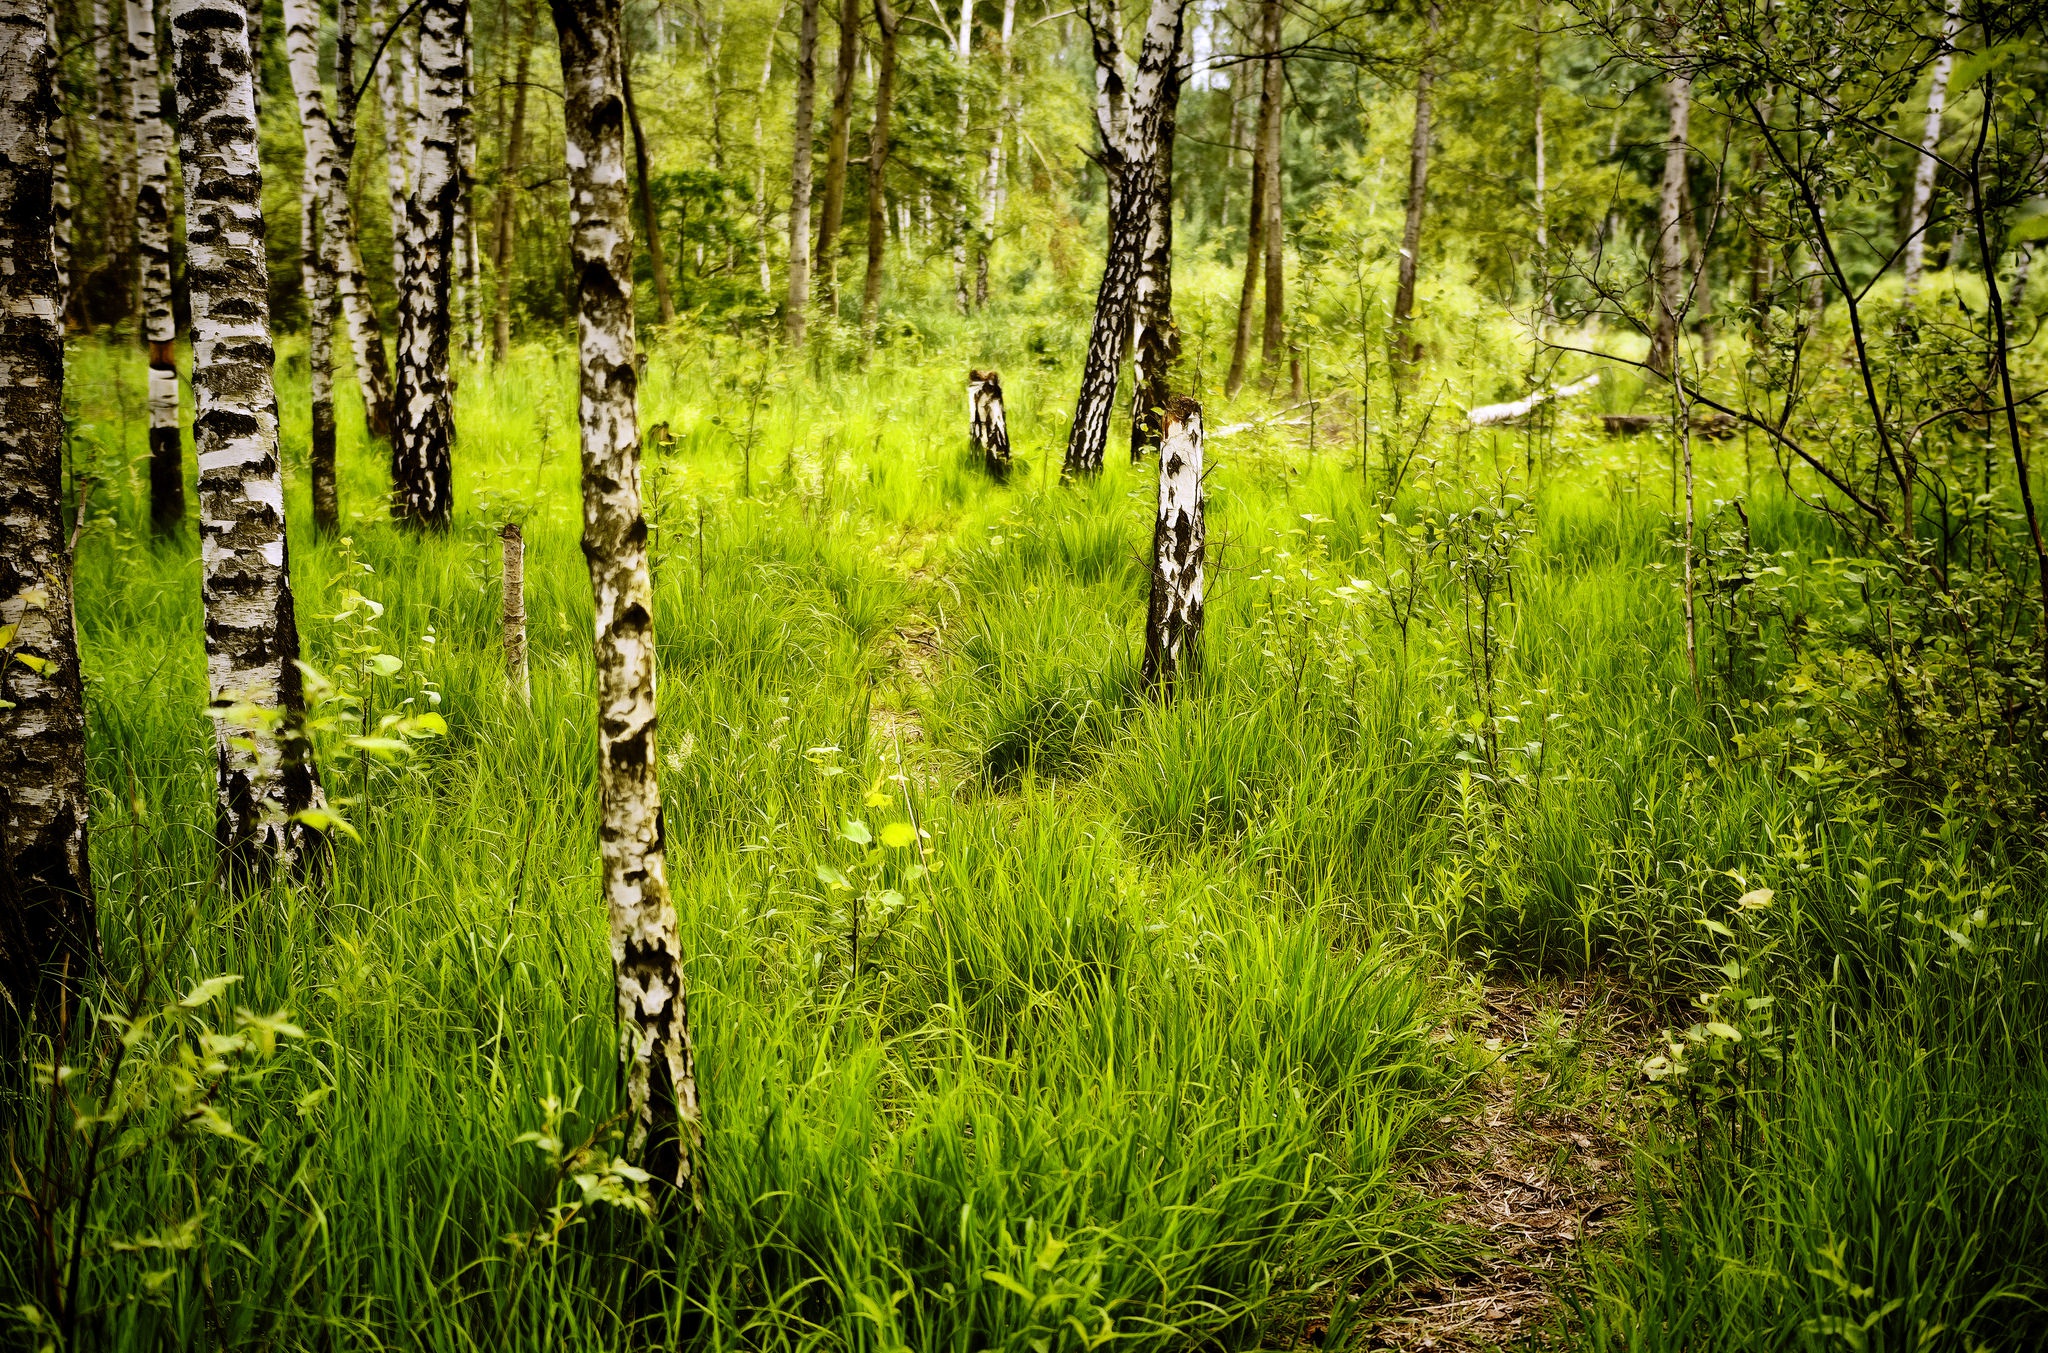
[
  {"left": 550, "top": 0, "right": 704, "bottom": 1195},
  {"left": 946, "top": 0, "right": 971, "bottom": 314},
  {"left": 392, "top": 0, "right": 468, "bottom": 529},
  {"left": 284, "top": 0, "right": 343, "bottom": 532},
  {"left": 621, "top": 47, "right": 677, "bottom": 325},
  {"left": 1141, "top": 397, "right": 1203, "bottom": 693},
  {"left": 377, "top": 1, "right": 413, "bottom": 287},
  {"left": 1392, "top": 1, "right": 1440, "bottom": 374},
  {"left": 490, "top": 0, "right": 539, "bottom": 361},
  {"left": 813, "top": 0, "right": 859, "bottom": 318},
  {"left": 1063, "top": 0, "right": 1191, "bottom": 478},
  {"left": 974, "top": 0, "right": 1015, "bottom": 307},
  {"left": 1128, "top": 27, "right": 1181, "bottom": 460},
  {"left": 1227, "top": 0, "right": 1278, "bottom": 397},
  {"left": 320, "top": 0, "right": 398, "bottom": 442},
  {"left": 170, "top": 0, "right": 326, "bottom": 885},
  {"left": 785, "top": 0, "right": 820, "bottom": 346},
  {"left": 859, "top": 0, "right": 898, "bottom": 340},
  {"left": 1647, "top": 58, "right": 1691, "bottom": 375},
  {"left": 127, "top": 0, "right": 184, "bottom": 535},
  {"left": 1, "top": 0, "right": 99, "bottom": 1019},
  {"left": 1900, "top": 0, "right": 1961, "bottom": 298}
]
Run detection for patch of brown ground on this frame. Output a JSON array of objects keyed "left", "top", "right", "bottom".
[{"left": 1356, "top": 979, "right": 1645, "bottom": 1351}]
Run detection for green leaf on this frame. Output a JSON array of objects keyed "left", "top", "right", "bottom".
[
  {"left": 293, "top": 807, "right": 360, "bottom": 842},
  {"left": 367, "top": 653, "right": 403, "bottom": 677},
  {"left": 1735, "top": 887, "right": 1774, "bottom": 911},
  {"left": 981, "top": 1270, "right": 1036, "bottom": 1301},
  {"left": 840, "top": 818, "right": 872, "bottom": 846},
  {"left": 1704, "top": 1022, "right": 1743, "bottom": 1041},
  {"left": 815, "top": 863, "right": 852, "bottom": 891},
  {"left": 179, "top": 975, "right": 242, "bottom": 1009},
  {"left": 0, "top": 623, "right": 17, "bottom": 648},
  {"left": 879, "top": 821, "right": 918, "bottom": 849},
  {"left": 1697, "top": 918, "right": 1735, "bottom": 938},
  {"left": 13, "top": 652, "right": 51, "bottom": 674}
]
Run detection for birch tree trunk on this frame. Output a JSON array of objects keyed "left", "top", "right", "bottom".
[
  {"left": 947, "top": 0, "right": 970, "bottom": 315},
  {"left": 1257, "top": 9, "right": 1284, "bottom": 379},
  {"left": 170, "top": 0, "right": 326, "bottom": 887},
  {"left": 621, "top": 50, "right": 677, "bottom": 326},
  {"left": 550, "top": 0, "right": 703, "bottom": 1195},
  {"left": 377, "top": 2, "right": 413, "bottom": 290},
  {"left": 1647, "top": 65, "right": 1691, "bottom": 376},
  {"left": 1532, "top": 17, "right": 1549, "bottom": 329},
  {"left": 284, "top": 0, "right": 341, "bottom": 533},
  {"left": 973, "top": 0, "right": 1015, "bottom": 308},
  {"left": 813, "top": 0, "right": 859, "bottom": 318},
  {"left": 1, "top": 0, "right": 99, "bottom": 1020},
  {"left": 859, "top": 0, "right": 897, "bottom": 341},
  {"left": 128, "top": 0, "right": 185, "bottom": 535},
  {"left": 322, "top": 0, "right": 398, "bottom": 442},
  {"left": 969, "top": 368, "right": 1011, "bottom": 478},
  {"left": 1392, "top": 1, "right": 1439, "bottom": 375},
  {"left": 1128, "top": 43, "right": 1180, "bottom": 461},
  {"left": 391, "top": 0, "right": 467, "bottom": 529},
  {"left": 785, "top": 0, "right": 819, "bottom": 346},
  {"left": 1901, "top": 0, "right": 1960, "bottom": 299},
  {"left": 491, "top": 0, "right": 538, "bottom": 361},
  {"left": 1141, "top": 396, "right": 1203, "bottom": 694},
  {"left": 1225, "top": 5, "right": 1271, "bottom": 400},
  {"left": 1063, "top": 0, "right": 1189, "bottom": 479},
  {"left": 500, "top": 520, "right": 528, "bottom": 703},
  {"left": 48, "top": 5, "right": 68, "bottom": 316},
  {"left": 751, "top": 0, "right": 788, "bottom": 298},
  {"left": 455, "top": 1, "right": 482, "bottom": 363}
]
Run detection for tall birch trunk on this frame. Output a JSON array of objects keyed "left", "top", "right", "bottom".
[
  {"left": 455, "top": 1, "right": 482, "bottom": 364},
  {"left": 813, "top": 0, "right": 859, "bottom": 318},
  {"left": 1257, "top": 13, "right": 1283, "bottom": 378},
  {"left": 1901, "top": 0, "right": 1960, "bottom": 299},
  {"left": 751, "top": 0, "right": 788, "bottom": 298},
  {"left": 550, "top": 0, "right": 703, "bottom": 1195},
  {"left": 284, "top": 0, "right": 341, "bottom": 533},
  {"left": 859, "top": 0, "right": 897, "bottom": 341},
  {"left": 322, "top": 0, "right": 397, "bottom": 442},
  {"left": 490, "top": 0, "right": 538, "bottom": 361},
  {"left": 1647, "top": 66, "right": 1691, "bottom": 376},
  {"left": 391, "top": 0, "right": 467, "bottom": 529},
  {"left": 1, "top": 0, "right": 99, "bottom": 1019},
  {"left": 1063, "top": 0, "right": 1189, "bottom": 478},
  {"left": 48, "top": 5, "right": 68, "bottom": 317},
  {"left": 621, "top": 50, "right": 676, "bottom": 326},
  {"left": 1141, "top": 396, "right": 1203, "bottom": 694},
  {"left": 785, "top": 0, "right": 819, "bottom": 346},
  {"left": 1532, "top": 16, "right": 1550, "bottom": 329},
  {"left": 128, "top": 0, "right": 185, "bottom": 535},
  {"left": 1225, "top": 5, "right": 1271, "bottom": 400},
  {"left": 1392, "top": 1, "right": 1439, "bottom": 374},
  {"left": 170, "top": 0, "right": 326, "bottom": 887},
  {"left": 377, "top": 2, "right": 412, "bottom": 291},
  {"left": 973, "top": 0, "right": 1015, "bottom": 308},
  {"left": 1128, "top": 40, "right": 1179, "bottom": 461}
]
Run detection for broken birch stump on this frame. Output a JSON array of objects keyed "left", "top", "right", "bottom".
[
  {"left": 501, "top": 522, "right": 530, "bottom": 705},
  {"left": 969, "top": 369, "right": 1012, "bottom": 479},
  {"left": 1142, "top": 396, "right": 1205, "bottom": 694}
]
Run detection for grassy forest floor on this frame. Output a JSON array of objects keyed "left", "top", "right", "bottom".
[{"left": 9, "top": 325, "right": 2048, "bottom": 1352}]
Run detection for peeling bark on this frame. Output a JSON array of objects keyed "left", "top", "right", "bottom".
[
  {"left": 391, "top": 0, "right": 467, "bottom": 529},
  {"left": 969, "top": 368, "right": 1011, "bottom": 479},
  {"left": 858, "top": 0, "right": 897, "bottom": 342},
  {"left": 500, "top": 521, "right": 528, "bottom": 704},
  {"left": 490, "top": 0, "right": 538, "bottom": 362},
  {"left": 551, "top": 0, "right": 703, "bottom": 1196},
  {"left": 128, "top": 0, "right": 185, "bottom": 535},
  {"left": 785, "top": 0, "right": 819, "bottom": 346},
  {"left": 169, "top": 0, "right": 326, "bottom": 888},
  {"left": 1, "top": 0, "right": 99, "bottom": 1022},
  {"left": 1141, "top": 396, "right": 1203, "bottom": 694}
]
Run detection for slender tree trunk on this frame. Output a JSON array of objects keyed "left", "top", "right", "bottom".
[
  {"left": 1225, "top": 23, "right": 1269, "bottom": 399},
  {"left": 128, "top": 0, "right": 185, "bottom": 535},
  {"left": 1532, "top": 16, "right": 1550, "bottom": 328},
  {"left": 1392, "top": 1, "right": 1439, "bottom": 375},
  {"left": 0, "top": 0, "right": 99, "bottom": 1021},
  {"left": 457, "top": 1, "right": 482, "bottom": 364},
  {"left": 974, "top": 0, "right": 1015, "bottom": 308},
  {"left": 947, "top": 0, "right": 970, "bottom": 314},
  {"left": 1257, "top": 4, "right": 1283, "bottom": 379},
  {"left": 285, "top": 0, "right": 341, "bottom": 533},
  {"left": 1063, "top": 0, "right": 1190, "bottom": 478},
  {"left": 377, "top": 1, "right": 412, "bottom": 290},
  {"left": 812, "top": 0, "right": 858, "bottom": 318},
  {"left": 785, "top": 0, "right": 819, "bottom": 346},
  {"left": 500, "top": 521, "right": 529, "bottom": 703},
  {"left": 322, "top": 0, "right": 397, "bottom": 441},
  {"left": 392, "top": 0, "right": 468, "bottom": 529},
  {"left": 969, "top": 368, "right": 1011, "bottom": 477},
  {"left": 1647, "top": 66, "right": 1691, "bottom": 375},
  {"left": 550, "top": 0, "right": 704, "bottom": 1196},
  {"left": 1901, "top": 0, "right": 1960, "bottom": 298},
  {"left": 620, "top": 50, "right": 677, "bottom": 326},
  {"left": 859, "top": 0, "right": 897, "bottom": 341},
  {"left": 170, "top": 0, "right": 326, "bottom": 887},
  {"left": 1128, "top": 40, "right": 1180, "bottom": 460},
  {"left": 491, "top": 0, "right": 538, "bottom": 361},
  {"left": 1141, "top": 396, "right": 1204, "bottom": 694},
  {"left": 751, "top": 0, "right": 787, "bottom": 297}
]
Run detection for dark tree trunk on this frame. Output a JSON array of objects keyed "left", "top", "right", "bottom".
[
  {"left": 127, "top": 0, "right": 185, "bottom": 535},
  {"left": 1226, "top": 0, "right": 1278, "bottom": 398},
  {"left": 1257, "top": 3, "right": 1284, "bottom": 379},
  {"left": 170, "top": 0, "right": 326, "bottom": 887},
  {"left": 1141, "top": 396, "right": 1204, "bottom": 694},
  {"left": 551, "top": 0, "right": 704, "bottom": 1198},
  {"left": 859, "top": 0, "right": 898, "bottom": 342},
  {"left": 0, "top": 0, "right": 99, "bottom": 1022},
  {"left": 970, "top": 369, "right": 1011, "bottom": 478},
  {"left": 324, "top": 0, "right": 397, "bottom": 440},
  {"left": 785, "top": 0, "right": 820, "bottom": 346},
  {"left": 1392, "top": 1, "right": 1439, "bottom": 374},
  {"left": 491, "top": 0, "right": 538, "bottom": 361},
  {"left": 813, "top": 0, "right": 859, "bottom": 317},
  {"left": 620, "top": 46, "right": 676, "bottom": 326}
]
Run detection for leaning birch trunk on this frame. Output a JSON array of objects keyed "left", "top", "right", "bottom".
[
  {"left": 1901, "top": 0, "right": 1960, "bottom": 299},
  {"left": 490, "top": 0, "right": 539, "bottom": 362},
  {"left": 1128, "top": 48, "right": 1179, "bottom": 462},
  {"left": 284, "top": 0, "right": 341, "bottom": 532},
  {"left": 128, "top": 0, "right": 185, "bottom": 535},
  {"left": 169, "top": 0, "right": 326, "bottom": 886},
  {"left": 812, "top": 0, "right": 860, "bottom": 317},
  {"left": 1063, "top": 0, "right": 1189, "bottom": 479},
  {"left": 1392, "top": 1, "right": 1439, "bottom": 375},
  {"left": 391, "top": 0, "right": 467, "bottom": 529},
  {"left": 0, "top": 0, "right": 99, "bottom": 1020},
  {"left": 500, "top": 521, "right": 529, "bottom": 704},
  {"left": 859, "top": 0, "right": 898, "bottom": 342},
  {"left": 1141, "top": 396, "right": 1203, "bottom": 693},
  {"left": 1647, "top": 67, "right": 1691, "bottom": 376},
  {"left": 550, "top": 0, "right": 704, "bottom": 1196},
  {"left": 969, "top": 369, "right": 1011, "bottom": 479},
  {"left": 784, "top": 0, "right": 820, "bottom": 347}
]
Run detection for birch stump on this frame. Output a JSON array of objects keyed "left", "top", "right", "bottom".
[
  {"left": 127, "top": 0, "right": 185, "bottom": 536},
  {"left": 391, "top": 0, "right": 468, "bottom": 528},
  {"left": 969, "top": 369, "right": 1011, "bottom": 480},
  {"left": 1141, "top": 396, "right": 1203, "bottom": 694},
  {"left": 552, "top": 0, "right": 703, "bottom": 1197},
  {"left": 500, "top": 522, "right": 528, "bottom": 704},
  {"left": 1, "top": 0, "right": 99, "bottom": 1019},
  {"left": 170, "top": 0, "right": 326, "bottom": 886}
]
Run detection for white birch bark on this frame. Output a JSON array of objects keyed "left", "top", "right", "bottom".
[
  {"left": 284, "top": 0, "right": 340, "bottom": 531},
  {"left": 46, "top": 4, "right": 67, "bottom": 312},
  {"left": 500, "top": 521, "right": 528, "bottom": 704},
  {"left": 947, "top": 0, "right": 970, "bottom": 314},
  {"left": 1647, "top": 66, "right": 1691, "bottom": 375},
  {"left": 128, "top": 0, "right": 185, "bottom": 535},
  {"left": 973, "top": 0, "right": 1014, "bottom": 308},
  {"left": 454, "top": 0, "right": 481, "bottom": 364},
  {"left": 1, "top": 0, "right": 99, "bottom": 1014},
  {"left": 377, "top": 2, "right": 412, "bottom": 286},
  {"left": 1141, "top": 396, "right": 1203, "bottom": 693},
  {"left": 1901, "top": 0, "right": 1961, "bottom": 298},
  {"left": 550, "top": 0, "right": 703, "bottom": 1194},
  {"left": 969, "top": 368, "right": 1010, "bottom": 478},
  {"left": 391, "top": 0, "right": 466, "bottom": 528},
  {"left": 751, "top": 0, "right": 787, "bottom": 298},
  {"left": 322, "top": 0, "right": 398, "bottom": 441},
  {"left": 169, "top": 0, "right": 326, "bottom": 885},
  {"left": 785, "top": 0, "right": 819, "bottom": 345}
]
